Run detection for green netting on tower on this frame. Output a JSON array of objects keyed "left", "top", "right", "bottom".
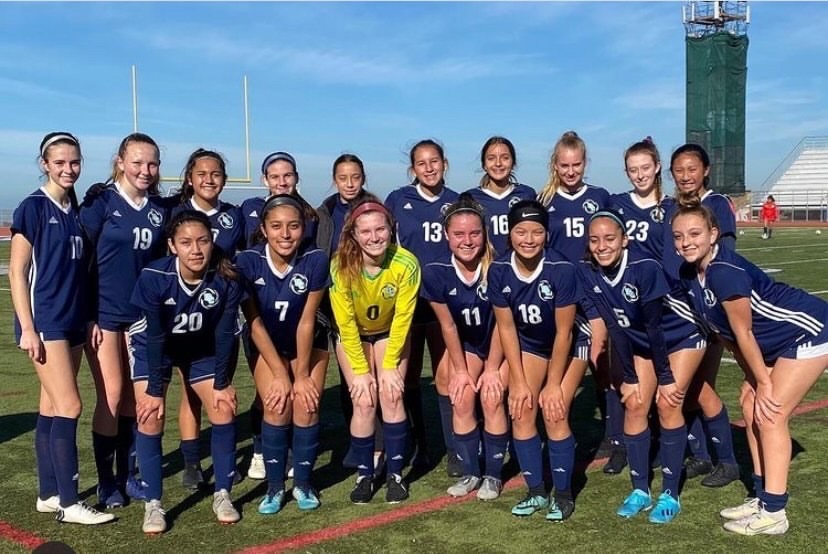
[{"left": 686, "top": 32, "right": 748, "bottom": 195}]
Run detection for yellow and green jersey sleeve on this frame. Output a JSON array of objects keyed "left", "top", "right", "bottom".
[{"left": 330, "top": 246, "right": 421, "bottom": 375}]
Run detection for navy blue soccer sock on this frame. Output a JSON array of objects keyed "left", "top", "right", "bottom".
[
  {"left": 624, "top": 428, "right": 651, "bottom": 493},
  {"left": 437, "top": 394, "right": 456, "bottom": 454},
  {"left": 116, "top": 415, "right": 137, "bottom": 481},
  {"left": 135, "top": 431, "right": 163, "bottom": 502},
  {"left": 211, "top": 422, "right": 236, "bottom": 492},
  {"left": 760, "top": 490, "right": 788, "bottom": 513},
  {"left": 92, "top": 431, "right": 117, "bottom": 490},
  {"left": 548, "top": 434, "right": 576, "bottom": 495},
  {"left": 660, "top": 425, "right": 687, "bottom": 499},
  {"left": 250, "top": 404, "right": 264, "bottom": 455},
  {"left": 704, "top": 406, "right": 737, "bottom": 465},
  {"left": 482, "top": 430, "right": 509, "bottom": 479},
  {"left": 605, "top": 389, "right": 625, "bottom": 445},
  {"left": 35, "top": 415, "right": 57, "bottom": 500},
  {"left": 51, "top": 417, "right": 80, "bottom": 508},
  {"left": 454, "top": 426, "right": 481, "bottom": 477},
  {"left": 262, "top": 422, "right": 290, "bottom": 492},
  {"left": 351, "top": 434, "right": 375, "bottom": 478},
  {"left": 292, "top": 423, "right": 320, "bottom": 489},
  {"left": 686, "top": 410, "right": 711, "bottom": 461},
  {"left": 383, "top": 420, "right": 408, "bottom": 477},
  {"left": 752, "top": 473, "right": 765, "bottom": 498},
  {"left": 513, "top": 435, "right": 544, "bottom": 495},
  {"left": 180, "top": 438, "right": 201, "bottom": 466}
]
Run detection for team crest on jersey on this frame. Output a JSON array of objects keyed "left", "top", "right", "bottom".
[
  {"left": 198, "top": 288, "right": 220, "bottom": 309},
  {"left": 218, "top": 212, "right": 235, "bottom": 229},
  {"left": 650, "top": 206, "right": 665, "bottom": 223},
  {"left": 476, "top": 282, "right": 489, "bottom": 301},
  {"left": 582, "top": 199, "right": 599, "bottom": 215},
  {"left": 508, "top": 196, "right": 522, "bottom": 208},
  {"left": 381, "top": 283, "right": 397, "bottom": 299},
  {"left": 537, "top": 280, "right": 555, "bottom": 301},
  {"left": 440, "top": 203, "right": 453, "bottom": 216},
  {"left": 622, "top": 283, "right": 639, "bottom": 303},
  {"left": 703, "top": 288, "right": 717, "bottom": 307},
  {"left": 147, "top": 208, "right": 163, "bottom": 228},
  {"left": 289, "top": 273, "right": 309, "bottom": 295}
]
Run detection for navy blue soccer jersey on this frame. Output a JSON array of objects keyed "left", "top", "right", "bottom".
[
  {"left": 421, "top": 258, "right": 496, "bottom": 358},
  {"left": 464, "top": 184, "right": 536, "bottom": 255},
  {"left": 611, "top": 193, "right": 674, "bottom": 261},
  {"left": 80, "top": 184, "right": 168, "bottom": 328},
  {"left": 487, "top": 250, "right": 583, "bottom": 357},
  {"left": 12, "top": 188, "right": 89, "bottom": 338},
  {"left": 171, "top": 199, "right": 245, "bottom": 256},
  {"left": 663, "top": 190, "right": 736, "bottom": 280},
  {"left": 234, "top": 244, "right": 330, "bottom": 359},
  {"left": 544, "top": 184, "right": 611, "bottom": 262},
  {"left": 240, "top": 196, "right": 318, "bottom": 249},
  {"left": 385, "top": 184, "right": 460, "bottom": 268},
  {"left": 681, "top": 246, "right": 827, "bottom": 364},
  {"left": 578, "top": 252, "right": 701, "bottom": 356},
  {"left": 327, "top": 195, "right": 351, "bottom": 253},
  {"left": 129, "top": 256, "right": 243, "bottom": 394}
]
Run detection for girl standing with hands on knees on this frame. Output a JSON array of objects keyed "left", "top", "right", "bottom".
[
  {"left": 489, "top": 200, "right": 585, "bottom": 521},
  {"left": 330, "top": 196, "right": 420, "bottom": 504},
  {"left": 129, "top": 210, "right": 242, "bottom": 534},
  {"left": 235, "top": 194, "right": 330, "bottom": 514},
  {"left": 580, "top": 209, "right": 706, "bottom": 524},
  {"left": 11, "top": 132, "right": 115, "bottom": 525},
  {"left": 422, "top": 194, "right": 510, "bottom": 500},
  {"left": 673, "top": 197, "right": 828, "bottom": 536}
]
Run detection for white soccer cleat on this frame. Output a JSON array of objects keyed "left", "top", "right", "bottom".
[
  {"left": 247, "top": 453, "right": 266, "bottom": 480},
  {"left": 56, "top": 501, "right": 116, "bottom": 525}
]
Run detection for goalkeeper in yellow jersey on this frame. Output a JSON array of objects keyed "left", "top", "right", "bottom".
[{"left": 329, "top": 195, "right": 420, "bottom": 504}]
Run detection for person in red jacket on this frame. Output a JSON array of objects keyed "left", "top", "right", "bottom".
[{"left": 761, "top": 195, "right": 779, "bottom": 239}]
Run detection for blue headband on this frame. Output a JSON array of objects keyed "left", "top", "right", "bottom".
[
  {"left": 589, "top": 209, "right": 627, "bottom": 234},
  {"left": 261, "top": 151, "right": 297, "bottom": 174}
]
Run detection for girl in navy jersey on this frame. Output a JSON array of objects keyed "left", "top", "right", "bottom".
[
  {"left": 80, "top": 133, "right": 167, "bottom": 508},
  {"left": 316, "top": 155, "right": 370, "bottom": 468},
  {"left": 11, "top": 132, "right": 115, "bottom": 525},
  {"left": 665, "top": 144, "right": 739, "bottom": 488},
  {"left": 170, "top": 149, "right": 245, "bottom": 490},
  {"left": 240, "top": 151, "right": 319, "bottom": 480},
  {"left": 130, "top": 210, "right": 242, "bottom": 534},
  {"left": 241, "top": 152, "right": 318, "bottom": 249},
  {"left": 465, "top": 137, "right": 536, "bottom": 255},
  {"left": 385, "top": 140, "right": 460, "bottom": 473},
  {"left": 612, "top": 138, "right": 673, "bottom": 261},
  {"left": 672, "top": 198, "right": 828, "bottom": 536},
  {"left": 235, "top": 195, "right": 330, "bottom": 514},
  {"left": 536, "top": 131, "right": 620, "bottom": 474},
  {"left": 580, "top": 210, "right": 707, "bottom": 523},
  {"left": 421, "top": 194, "right": 510, "bottom": 500},
  {"left": 489, "top": 200, "right": 585, "bottom": 521}
]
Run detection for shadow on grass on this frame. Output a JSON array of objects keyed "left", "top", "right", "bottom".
[{"left": 0, "top": 411, "right": 37, "bottom": 444}]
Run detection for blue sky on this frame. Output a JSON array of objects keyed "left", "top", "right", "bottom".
[{"left": 2, "top": 1, "right": 828, "bottom": 209}]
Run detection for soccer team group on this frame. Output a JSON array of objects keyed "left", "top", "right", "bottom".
[{"left": 10, "top": 129, "right": 828, "bottom": 538}]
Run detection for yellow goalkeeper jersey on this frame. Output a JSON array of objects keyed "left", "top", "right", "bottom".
[{"left": 330, "top": 245, "right": 420, "bottom": 375}]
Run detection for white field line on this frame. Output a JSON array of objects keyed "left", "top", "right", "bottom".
[{"left": 740, "top": 243, "right": 826, "bottom": 252}]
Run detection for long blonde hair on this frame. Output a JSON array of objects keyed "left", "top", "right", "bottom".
[{"left": 537, "top": 131, "right": 586, "bottom": 207}]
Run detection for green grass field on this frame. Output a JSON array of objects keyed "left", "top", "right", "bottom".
[{"left": 1, "top": 227, "right": 827, "bottom": 553}]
